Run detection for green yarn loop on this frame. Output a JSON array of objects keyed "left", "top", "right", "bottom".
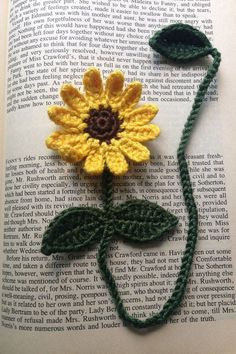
[
  {"left": 97, "top": 24, "right": 221, "bottom": 328},
  {"left": 41, "top": 24, "right": 221, "bottom": 330}
]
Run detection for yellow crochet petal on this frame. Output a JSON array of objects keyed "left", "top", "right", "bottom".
[
  {"left": 119, "top": 124, "right": 160, "bottom": 142},
  {"left": 83, "top": 67, "right": 103, "bottom": 96},
  {"left": 118, "top": 138, "right": 150, "bottom": 162},
  {"left": 46, "top": 68, "right": 161, "bottom": 174},
  {"left": 103, "top": 143, "right": 128, "bottom": 176},
  {"left": 122, "top": 104, "right": 159, "bottom": 125},
  {"left": 84, "top": 145, "right": 105, "bottom": 175},
  {"left": 47, "top": 106, "right": 86, "bottom": 132},
  {"left": 105, "top": 70, "right": 124, "bottom": 99},
  {"left": 46, "top": 131, "right": 89, "bottom": 163},
  {"left": 120, "top": 81, "right": 142, "bottom": 111},
  {"left": 83, "top": 67, "right": 107, "bottom": 107},
  {"left": 60, "top": 84, "right": 88, "bottom": 114}
]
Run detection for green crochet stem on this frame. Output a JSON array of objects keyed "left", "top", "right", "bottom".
[{"left": 97, "top": 26, "right": 221, "bottom": 328}]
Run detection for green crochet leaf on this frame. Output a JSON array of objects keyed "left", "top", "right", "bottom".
[
  {"left": 149, "top": 23, "right": 212, "bottom": 62},
  {"left": 113, "top": 200, "right": 178, "bottom": 242},
  {"left": 41, "top": 207, "right": 105, "bottom": 255}
]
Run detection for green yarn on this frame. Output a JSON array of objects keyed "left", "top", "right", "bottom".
[
  {"left": 41, "top": 173, "right": 178, "bottom": 254},
  {"left": 41, "top": 24, "right": 221, "bottom": 329},
  {"left": 101, "top": 168, "right": 114, "bottom": 214},
  {"left": 112, "top": 199, "right": 178, "bottom": 241},
  {"left": 149, "top": 23, "right": 213, "bottom": 62},
  {"left": 98, "top": 25, "right": 221, "bottom": 328},
  {"left": 41, "top": 207, "right": 105, "bottom": 256}
]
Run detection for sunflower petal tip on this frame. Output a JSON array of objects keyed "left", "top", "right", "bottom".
[
  {"left": 60, "top": 83, "right": 70, "bottom": 92},
  {"left": 113, "top": 69, "right": 124, "bottom": 76},
  {"left": 132, "top": 81, "right": 142, "bottom": 90},
  {"left": 83, "top": 67, "right": 103, "bottom": 95},
  {"left": 153, "top": 104, "right": 159, "bottom": 114},
  {"left": 84, "top": 166, "right": 104, "bottom": 176},
  {"left": 145, "top": 150, "right": 151, "bottom": 161},
  {"left": 60, "top": 83, "right": 77, "bottom": 99},
  {"left": 113, "top": 169, "right": 127, "bottom": 177},
  {"left": 83, "top": 67, "right": 102, "bottom": 81},
  {"left": 45, "top": 137, "right": 52, "bottom": 148},
  {"left": 154, "top": 125, "right": 161, "bottom": 137},
  {"left": 110, "top": 162, "right": 129, "bottom": 176},
  {"left": 146, "top": 103, "right": 159, "bottom": 117},
  {"left": 87, "top": 66, "right": 100, "bottom": 73},
  {"left": 47, "top": 106, "right": 57, "bottom": 117}
]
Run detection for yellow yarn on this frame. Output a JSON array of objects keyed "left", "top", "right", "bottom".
[{"left": 46, "top": 67, "right": 160, "bottom": 176}]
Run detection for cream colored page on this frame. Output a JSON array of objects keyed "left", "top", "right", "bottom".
[
  {"left": 1, "top": 0, "right": 236, "bottom": 353},
  {"left": 0, "top": 3, "right": 8, "bottom": 217},
  {"left": 0, "top": 0, "right": 8, "bottom": 227},
  {"left": 0, "top": 0, "right": 8, "bottom": 348}
]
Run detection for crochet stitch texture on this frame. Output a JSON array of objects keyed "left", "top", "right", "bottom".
[
  {"left": 41, "top": 24, "right": 221, "bottom": 329},
  {"left": 46, "top": 68, "right": 160, "bottom": 176}
]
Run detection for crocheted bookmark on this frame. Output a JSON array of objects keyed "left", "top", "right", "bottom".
[{"left": 41, "top": 24, "right": 221, "bottom": 329}]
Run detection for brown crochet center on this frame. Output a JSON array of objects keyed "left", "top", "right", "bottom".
[{"left": 84, "top": 105, "right": 123, "bottom": 143}]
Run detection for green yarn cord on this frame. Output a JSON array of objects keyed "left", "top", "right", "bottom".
[
  {"left": 97, "top": 25, "right": 221, "bottom": 328},
  {"left": 101, "top": 169, "right": 114, "bottom": 214}
]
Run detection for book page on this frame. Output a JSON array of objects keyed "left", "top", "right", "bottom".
[
  {"left": 0, "top": 1, "right": 8, "bottom": 352},
  {"left": 0, "top": 0, "right": 8, "bottom": 238},
  {"left": 1, "top": 0, "right": 236, "bottom": 353}
]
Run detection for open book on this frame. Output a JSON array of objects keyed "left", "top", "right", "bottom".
[{"left": 1, "top": 0, "right": 236, "bottom": 353}]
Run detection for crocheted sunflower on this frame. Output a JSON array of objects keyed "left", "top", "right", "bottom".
[
  {"left": 46, "top": 67, "right": 160, "bottom": 175},
  {"left": 41, "top": 24, "right": 221, "bottom": 330}
]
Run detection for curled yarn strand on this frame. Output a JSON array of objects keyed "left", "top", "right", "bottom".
[{"left": 97, "top": 48, "right": 221, "bottom": 328}]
